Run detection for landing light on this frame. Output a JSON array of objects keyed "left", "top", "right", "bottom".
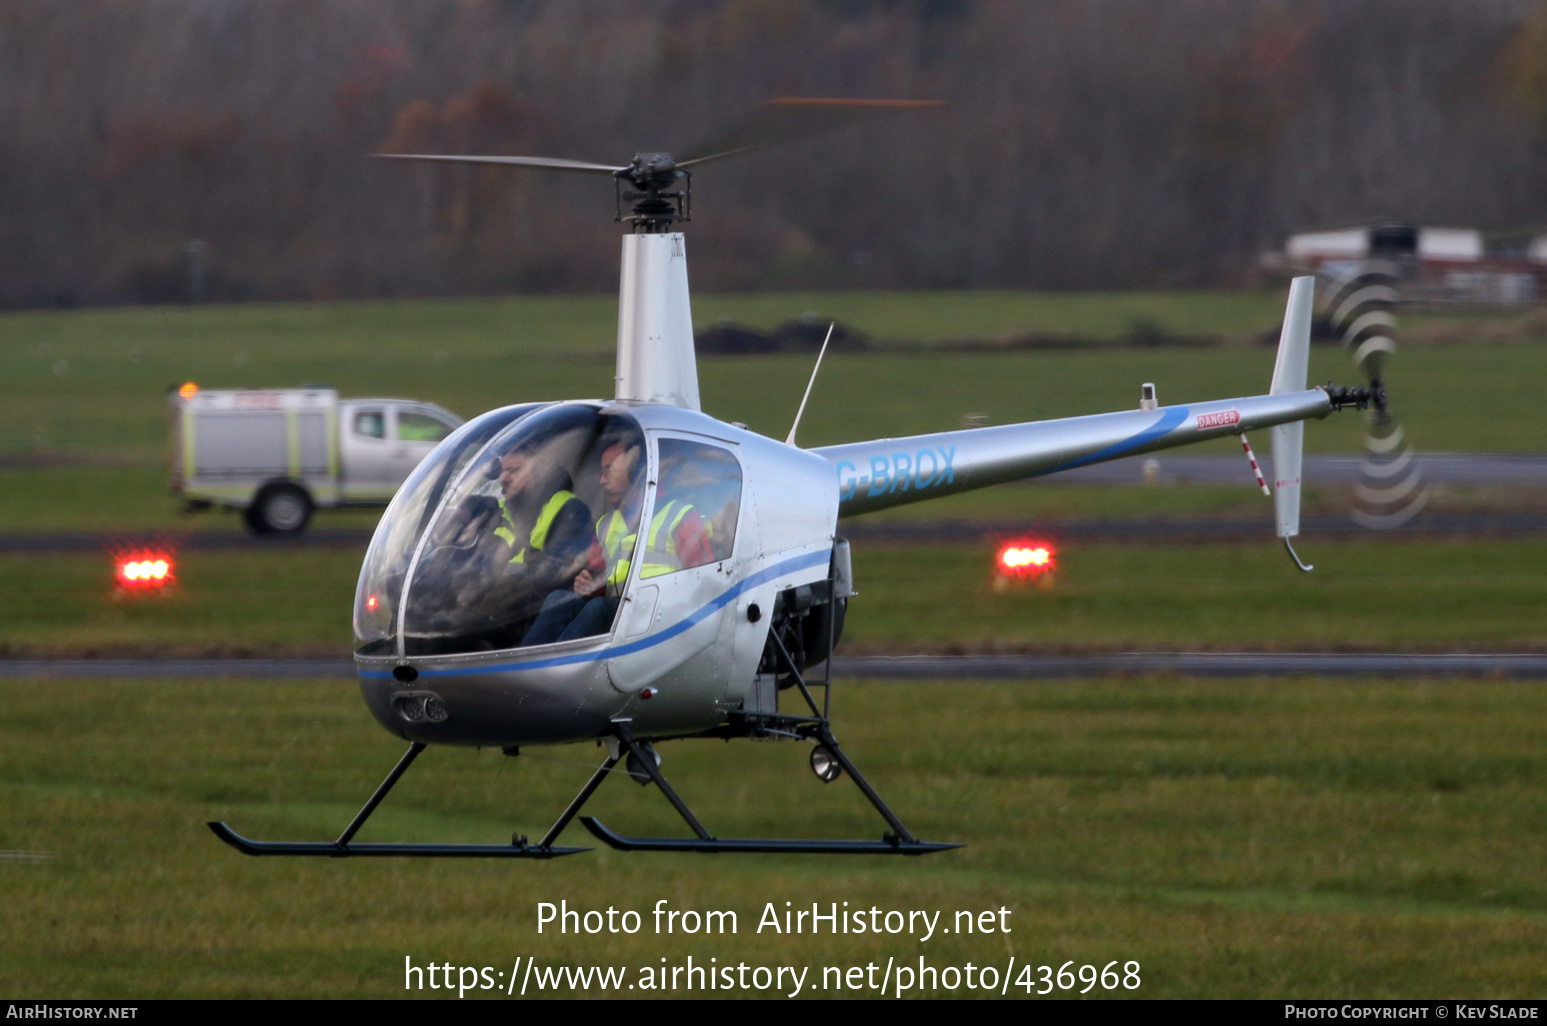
[{"left": 810, "top": 745, "right": 843, "bottom": 783}]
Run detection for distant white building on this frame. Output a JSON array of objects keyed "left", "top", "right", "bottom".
[
  {"left": 1279, "top": 223, "right": 1542, "bottom": 306},
  {"left": 1285, "top": 224, "right": 1483, "bottom": 262}
]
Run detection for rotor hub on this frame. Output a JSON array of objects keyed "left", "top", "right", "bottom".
[{"left": 615, "top": 153, "right": 690, "bottom": 232}]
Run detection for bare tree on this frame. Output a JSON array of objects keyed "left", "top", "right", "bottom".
[{"left": 1, "top": 0, "right": 1544, "bottom": 308}]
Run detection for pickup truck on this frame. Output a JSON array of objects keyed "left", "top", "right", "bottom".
[{"left": 170, "top": 385, "right": 462, "bottom": 533}]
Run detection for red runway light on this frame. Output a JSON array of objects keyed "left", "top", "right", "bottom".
[
  {"left": 112, "top": 550, "right": 177, "bottom": 592},
  {"left": 994, "top": 539, "right": 1057, "bottom": 589},
  {"left": 120, "top": 559, "right": 169, "bottom": 580},
  {"left": 997, "top": 542, "right": 1055, "bottom": 576},
  {"left": 1000, "top": 545, "right": 1051, "bottom": 570}
]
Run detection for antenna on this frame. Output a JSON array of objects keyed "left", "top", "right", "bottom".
[{"left": 785, "top": 323, "right": 835, "bottom": 447}]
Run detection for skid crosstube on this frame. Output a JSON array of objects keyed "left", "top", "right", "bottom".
[
  {"left": 207, "top": 821, "right": 589, "bottom": 858},
  {"left": 580, "top": 817, "right": 960, "bottom": 855}
]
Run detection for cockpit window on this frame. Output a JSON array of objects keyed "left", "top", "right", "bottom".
[
  {"left": 394, "top": 405, "right": 645, "bottom": 657},
  {"left": 353, "top": 403, "right": 547, "bottom": 655},
  {"left": 640, "top": 439, "right": 741, "bottom": 578}
]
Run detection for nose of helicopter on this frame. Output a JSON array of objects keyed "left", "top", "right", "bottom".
[{"left": 355, "top": 647, "right": 625, "bottom": 748}]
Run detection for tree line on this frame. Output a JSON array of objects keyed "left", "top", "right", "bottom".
[{"left": 3, "top": 0, "right": 1547, "bottom": 309}]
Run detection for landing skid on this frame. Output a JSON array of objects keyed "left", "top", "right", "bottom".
[
  {"left": 207, "top": 821, "right": 589, "bottom": 858},
  {"left": 209, "top": 637, "right": 957, "bottom": 858},
  {"left": 580, "top": 818, "right": 956, "bottom": 855}
]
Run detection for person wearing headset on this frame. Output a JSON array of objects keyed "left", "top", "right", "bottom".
[{"left": 521, "top": 433, "right": 646, "bottom": 645}]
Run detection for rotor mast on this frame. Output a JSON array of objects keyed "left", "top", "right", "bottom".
[
  {"left": 373, "top": 100, "right": 945, "bottom": 414},
  {"left": 612, "top": 153, "right": 700, "bottom": 411}
]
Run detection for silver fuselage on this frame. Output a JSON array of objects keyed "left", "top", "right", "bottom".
[
  {"left": 354, "top": 402, "right": 837, "bottom": 747},
  {"left": 350, "top": 232, "right": 1329, "bottom": 752},
  {"left": 352, "top": 389, "right": 1332, "bottom": 748}
]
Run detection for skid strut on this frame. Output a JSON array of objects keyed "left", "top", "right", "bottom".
[
  {"left": 208, "top": 741, "right": 595, "bottom": 858},
  {"left": 578, "top": 635, "right": 959, "bottom": 855},
  {"left": 581, "top": 720, "right": 957, "bottom": 855}
]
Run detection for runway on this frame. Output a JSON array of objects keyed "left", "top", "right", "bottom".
[
  {"left": 1, "top": 453, "right": 1540, "bottom": 552},
  {"left": 840, "top": 511, "right": 1547, "bottom": 544},
  {"left": 1057, "top": 452, "right": 1547, "bottom": 486},
  {"left": 4, "top": 509, "right": 1545, "bottom": 553},
  {"left": 4, "top": 653, "right": 1544, "bottom": 679},
  {"left": 831, "top": 652, "right": 1547, "bottom": 679}
]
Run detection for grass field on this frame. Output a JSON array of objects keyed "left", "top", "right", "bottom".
[
  {"left": 12, "top": 462, "right": 1540, "bottom": 536},
  {"left": 2, "top": 293, "right": 1544, "bottom": 1000},
  {"left": 3, "top": 292, "right": 1545, "bottom": 465},
  {"left": 0, "top": 466, "right": 1323, "bottom": 535},
  {"left": 3, "top": 537, "right": 1542, "bottom": 657},
  {"left": 1, "top": 676, "right": 1544, "bottom": 998},
  {"left": 1, "top": 290, "right": 1544, "bottom": 542}
]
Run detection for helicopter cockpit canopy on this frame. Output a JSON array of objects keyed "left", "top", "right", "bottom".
[
  {"left": 354, "top": 402, "right": 547, "bottom": 656},
  {"left": 353, "top": 402, "right": 745, "bottom": 660}
]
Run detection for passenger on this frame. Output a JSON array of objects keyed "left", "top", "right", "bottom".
[
  {"left": 639, "top": 465, "right": 713, "bottom": 575},
  {"left": 522, "top": 435, "right": 645, "bottom": 644},
  {"left": 522, "top": 437, "right": 718, "bottom": 646}
]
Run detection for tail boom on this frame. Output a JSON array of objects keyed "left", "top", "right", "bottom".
[{"left": 816, "top": 388, "right": 1331, "bottom": 518}]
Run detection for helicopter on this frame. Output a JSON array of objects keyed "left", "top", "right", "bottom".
[{"left": 210, "top": 100, "right": 1385, "bottom": 859}]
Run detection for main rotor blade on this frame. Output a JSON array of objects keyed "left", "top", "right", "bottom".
[
  {"left": 373, "top": 153, "right": 626, "bottom": 174},
  {"left": 678, "top": 97, "right": 945, "bottom": 169}
]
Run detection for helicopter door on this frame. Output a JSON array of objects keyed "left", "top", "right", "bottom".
[{"left": 606, "top": 437, "right": 743, "bottom": 695}]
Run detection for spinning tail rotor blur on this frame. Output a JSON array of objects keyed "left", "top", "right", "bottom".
[{"left": 1322, "top": 263, "right": 1430, "bottom": 529}]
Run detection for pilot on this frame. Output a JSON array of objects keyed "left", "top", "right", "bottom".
[
  {"left": 492, "top": 444, "right": 591, "bottom": 574},
  {"left": 446, "top": 441, "right": 591, "bottom": 641}
]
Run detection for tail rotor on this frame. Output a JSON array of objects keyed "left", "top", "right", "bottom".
[{"left": 1321, "top": 262, "right": 1430, "bottom": 529}]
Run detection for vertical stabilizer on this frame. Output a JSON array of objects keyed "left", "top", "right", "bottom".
[
  {"left": 615, "top": 232, "right": 700, "bottom": 410},
  {"left": 1270, "top": 275, "right": 1314, "bottom": 541}
]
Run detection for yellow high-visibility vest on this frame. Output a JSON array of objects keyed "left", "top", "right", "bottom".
[
  {"left": 595, "top": 499, "right": 711, "bottom": 589},
  {"left": 595, "top": 508, "right": 638, "bottom": 592},
  {"left": 494, "top": 490, "right": 577, "bottom": 564}
]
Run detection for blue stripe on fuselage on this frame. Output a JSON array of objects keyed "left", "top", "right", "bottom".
[
  {"left": 1046, "top": 405, "right": 1190, "bottom": 473},
  {"left": 360, "top": 549, "right": 831, "bottom": 679}
]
